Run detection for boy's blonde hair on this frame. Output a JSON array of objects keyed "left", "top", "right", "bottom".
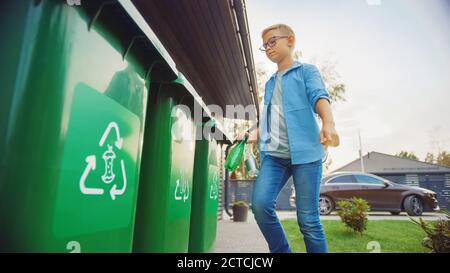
[{"left": 261, "top": 24, "right": 295, "bottom": 38}]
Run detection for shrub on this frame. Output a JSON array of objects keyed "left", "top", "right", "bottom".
[
  {"left": 336, "top": 197, "right": 370, "bottom": 235},
  {"left": 410, "top": 210, "right": 450, "bottom": 253}
]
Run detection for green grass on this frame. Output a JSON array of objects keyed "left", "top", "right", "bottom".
[{"left": 281, "top": 219, "right": 428, "bottom": 253}]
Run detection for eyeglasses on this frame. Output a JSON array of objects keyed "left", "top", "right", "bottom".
[{"left": 259, "top": 35, "right": 289, "bottom": 52}]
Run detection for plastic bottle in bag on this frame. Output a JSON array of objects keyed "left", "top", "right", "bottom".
[{"left": 224, "top": 135, "right": 248, "bottom": 172}]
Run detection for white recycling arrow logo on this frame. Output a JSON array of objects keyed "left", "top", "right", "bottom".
[
  {"left": 209, "top": 171, "right": 219, "bottom": 200},
  {"left": 79, "top": 121, "right": 127, "bottom": 200},
  {"left": 174, "top": 176, "right": 189, "bottom": 202}
]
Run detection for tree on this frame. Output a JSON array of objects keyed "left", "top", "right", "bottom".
[
  {"left": 425, "top": 152, "right": 435, "bottom": 164},
  {"left": 436, "top": 151, "right": 450, "bottom": 167},
  {"left": 423, "top": 151, "right": 450, "bottom": 167},
  {"left": 395, "top": 151, "right": 419, "bottom": 161}
]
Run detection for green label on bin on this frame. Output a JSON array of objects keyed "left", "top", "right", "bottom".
[
  {"left": 53, "top": 83, "right": 141, "bottom": 237},
  {"left": 207, "top": 142, "right": 220, "bottom": 216},
  {"left": 206, "top": 160, "right": 220, "bottom": 218},
  {"left": 167, "top": 110, "right": 196, "bottom": 222}
]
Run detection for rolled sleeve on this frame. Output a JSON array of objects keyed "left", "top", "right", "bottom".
[{"left": 304, "top": 64, "right": 331, "bottom": 114}]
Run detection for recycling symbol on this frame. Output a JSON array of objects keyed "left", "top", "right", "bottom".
[
  {"left": 79, "top": 121, "right": 127, "bottom": 200},
  {"left": 174, "top": 173, "right": 189, "bottom": 202},
  {"left": 209, "top": 171, "right": 219, "bottom": 200}
]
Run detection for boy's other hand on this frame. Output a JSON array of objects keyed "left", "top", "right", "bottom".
[{"left": 320, "top": 123, "right": 340, "bottom": 148}]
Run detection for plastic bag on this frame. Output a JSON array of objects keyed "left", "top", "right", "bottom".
[{"left": 224, "top": 135, "right": 248, "bottom": 172}]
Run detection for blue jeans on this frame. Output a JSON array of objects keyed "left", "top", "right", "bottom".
[{"left": 251, "top": 154, "right": 328, "bottom": 253}]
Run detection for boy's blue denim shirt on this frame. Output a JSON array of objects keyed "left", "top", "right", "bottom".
[{"left": 258, "top": 60, "right": 331, "bottom": 165}]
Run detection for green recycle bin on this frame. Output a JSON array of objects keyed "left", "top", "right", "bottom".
[
  {"left": 0, "top": 0, "right": 176, "bottom": 252},
  {"left": 188, "top": 129, "right": 221, "bottom": 253},
  {"left": 133, "top": 82, "right": 197, "bottom": 253}
]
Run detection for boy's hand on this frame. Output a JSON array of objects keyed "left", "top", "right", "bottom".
[
  {"left": 320, "top": 123, "right": 340, "bottom": 148},
  {"left": 237, "top": 129, "right": 258, "bottom": 144}
]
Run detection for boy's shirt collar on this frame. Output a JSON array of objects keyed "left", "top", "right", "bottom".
[{"left": 269, "top": 60, "right": 302, "bottom": 81}]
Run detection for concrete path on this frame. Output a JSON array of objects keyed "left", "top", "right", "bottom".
[{"left": 214, "top": 210, "right": 268, "bottom": 253}]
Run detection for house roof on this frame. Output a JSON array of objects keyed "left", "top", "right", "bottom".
[
  {"left": 131, "top": 0, "right": 259, "bottom": 122},
  {"left": 332, "top": 151, "right": 450, "bottom": 174}
]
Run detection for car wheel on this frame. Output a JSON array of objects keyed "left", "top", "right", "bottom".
[
  {"left": 404, "top": 195, "right": 423, "bottom": 216},
  {"left": 390, "top": 211, "right": 401, "bottom": 215},
  {"left": 319, "top": 196, "right": 334, "bottom": 215}
]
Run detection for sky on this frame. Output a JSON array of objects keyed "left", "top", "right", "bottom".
[{"left": 246, "top": 0, "right": 450, "bottom": 173}]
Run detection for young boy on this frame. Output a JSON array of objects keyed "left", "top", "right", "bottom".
[{"left": 245, "top": 24, "right": 339, "bottom": 253}]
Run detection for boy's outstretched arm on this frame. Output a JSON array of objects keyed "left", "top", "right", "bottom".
[{"left": 316, "top": 98, "right": 340, "bottom": 148}]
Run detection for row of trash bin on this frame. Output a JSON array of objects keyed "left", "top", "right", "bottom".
[{"left": 0, "top": 0, "right": 225, "bottom": 252}]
